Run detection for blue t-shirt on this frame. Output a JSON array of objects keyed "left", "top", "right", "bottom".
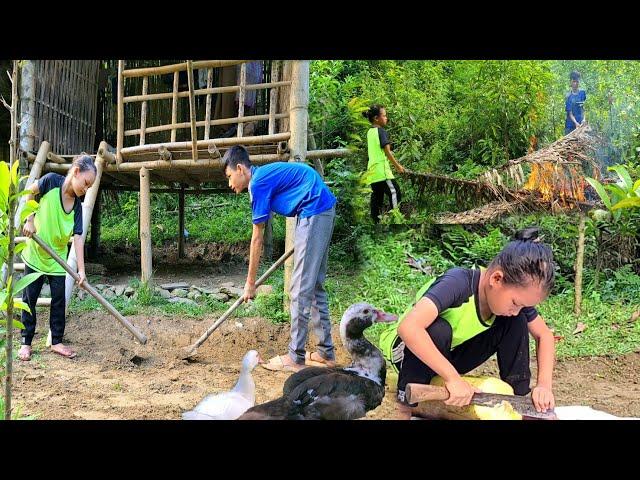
[
  {"left": 248, "top": 162, "right": 337, "bottom": 224},
  {"left": 565, "top": 89, "right": 586, "bottom": 132}
]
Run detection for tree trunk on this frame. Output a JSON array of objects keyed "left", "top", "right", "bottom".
[{"left": 574, "top": 212, "right": 586, "bottom": 316}]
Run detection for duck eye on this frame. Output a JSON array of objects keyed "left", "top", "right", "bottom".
[{"left": 363, "top": 309, "right": 370, "bottom": 315}]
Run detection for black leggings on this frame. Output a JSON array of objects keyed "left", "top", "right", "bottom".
[
  {"left": 370, "top": 179, "right": 401, "bottom": 223},
  {"left": 394, "top": 313, "right": 531, "bottom": 405},
  {"left": 21, "top": 264, "right": 67, "bottom": 346}
]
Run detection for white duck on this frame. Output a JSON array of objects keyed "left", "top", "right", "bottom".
[{"left": 182, "top": 350, "right": 263, "bottom": 420}]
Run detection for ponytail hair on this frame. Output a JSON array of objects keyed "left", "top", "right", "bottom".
[
  {"left": 362, "top": 104, "right": 384, "bottom": 123},
  {"left": 488, "top": 227, "right": 555, "bottom": 292}
]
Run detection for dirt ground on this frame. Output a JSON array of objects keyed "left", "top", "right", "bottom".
[
  {"left": 11, "top": 251, "right": 640, "bottom": 420},
  {"left": 11, "top": 307, "right": 640, "bottom": 420}
]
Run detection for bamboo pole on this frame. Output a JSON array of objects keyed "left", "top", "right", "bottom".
[
  {"left": 204, "top": 68, "right": 213, "bottom": 141},
  {"left": 237, "top": 62, "right": 247, "bottom": 138},
  {"left": 574, "top": 212, "right": 586, "bottom": 316},
  {"left": 116, "top": 60, "right": 125, "bottom": 165},
  {"left": 170, "top": 71, "right": 179, "bottom": 143},
  {"left": 122, "top": 60, "right": 246, "bottom": 78},
  {"left": 186, "top": 60, "right": 198, "bottom": 160},
  {"left": 178, "top": 185, "right": 185, "bottom": 259},
  {"left": 43, "top": 153, "right": 288, "bottom": 174},
  {"left": 14, "top": 141, "right": 50, "bottom": 229},
  {"left": 46, "top": 151, "right": 70, "bottom": 164},
  {"left": 63, "top": 151, "right": 105, "bottom": 312},
  {"left": 139, "top": 166, "right": 153, "bottom": 284},
  {"left": 305, "top": 148, "right": 351, "bottom": 159},
  {"left": 97, "top": 143, "right": 116, "bottom": 164},
  {"left": 123, "top": 81, "right": 291, "bottom": 103},
  {"left": 268, "top": 61, "right": 280, "bottom": 135},
  {"left": 124, "top": 112, "right": 289, "bottom": 136},
  {"left": 89, "top": 188, "right": 101, "bottom": 258},
  {"left": 120, "top": 132, "right": 290, "bottom": 157},
  {"left": 283, "top": 61, "right": 309, "bottom": 312},
  {"left": 139, "top": 76, "right": 148, "bottom": 145},
  {"left": 102, "top": 186, "right": 230, "bottom": 194}
]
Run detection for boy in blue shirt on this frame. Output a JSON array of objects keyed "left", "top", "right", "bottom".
[
  {"left": 565, "top": 70, "right": 586, "bottom": 135},
  {"left": 223, "top": 146, "right": 338, "bottom": 372}
]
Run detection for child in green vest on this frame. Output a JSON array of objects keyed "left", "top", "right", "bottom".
[
  {"left": 18, "top": 154, "right": 97, "bottom": 361},
  {"left": 379, "top": 227, "right": 556, "bottom": 415},
  {"left": 362, "top": 104, "right": 405, "bottom": 223}
]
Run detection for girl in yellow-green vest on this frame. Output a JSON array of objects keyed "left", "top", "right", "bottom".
[
  {"left": 18, "top": 154, "right": 97, "bottom": 361},
  {"left": 362, "top": 104, "right": 405, "bottom": 223},
  {"left": 379, "top": 227, "right": 557, "bottom": 415}
]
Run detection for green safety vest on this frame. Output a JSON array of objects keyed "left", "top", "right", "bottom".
[
  {"left": 379, "top": 268, "right": 496, "bottom": 373},
  {"left": 363, "top": 127, "right": 394, "bottom": 185}
]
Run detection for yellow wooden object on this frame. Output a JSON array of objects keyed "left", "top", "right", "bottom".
[{"left": 413, "top": 375, "right": 523, "bottom": 420}]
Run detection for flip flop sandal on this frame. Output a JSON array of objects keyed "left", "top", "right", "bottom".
[
  {"left": 261, "top": 355, "right": 305, "bottom": 372},
  {"left": 304, "top": 352, "right": 336, "bottom": 368}
]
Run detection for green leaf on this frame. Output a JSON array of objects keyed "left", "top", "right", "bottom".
[
  {"left": 607, "top": 165, "right": 633, "bottom": 191},
  {"left": 611, "top": 197, "right": 640, "bottom": 211},
  {"left": 14, "top": 242, "right": 27, "bottom": 255},
  {"left": 633, "top": 178, "right": 640, "bottom": 195},
  {"left": 12, "top": 272, "right": 42, "bottom": 296},
  {"left": 605, "top": 184, "right": 628, "bottom": 201},
  {"left": 585, "top": 177, "right": 611, "bottom": 209},
  {"left": 11, "top": 159, "right": 20, "bottom": 187},
  {"left": 9, "top": 189, "right": 33, "bottom": 202},
  {"left": 0, "top": 161, "right": 9, "bottom": 210},
  {"left": 20, "top": 199, "right": 40, "bottom": 223},
  {"left": 12, "top": 299, "right": 32, "bottom": 314}
]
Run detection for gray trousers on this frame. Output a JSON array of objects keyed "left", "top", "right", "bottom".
[{"left": 288, "top": 205, "right": 336, "bottom": 364}]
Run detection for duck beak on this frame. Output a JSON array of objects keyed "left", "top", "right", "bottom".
[
  {"left": 257, "top": 355, "right": 265, "bottom": 365},
  {"left": 373, "top": 309, "right": 398, "bottom": 323}
]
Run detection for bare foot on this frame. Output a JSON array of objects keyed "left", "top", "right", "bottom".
[
  {"left": 50, "top": 343, "right": 76, "bottom": 359},
  {"left": 18, "top": 345, "right": 32, "bottom": 361}
]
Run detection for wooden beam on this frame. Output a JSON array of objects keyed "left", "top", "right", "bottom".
[
  {"left": 101, "top": 186, "right": 231, "bottom": 194},
  {"left": 204, "top": 68, "right": 213, "bottom": 141},
  {"left": 139, "top": 76, "right": 148, "bottom": 145},
  {"left": 268, "top": 61, "right": 280, "bottom": 135},
  {"left": 46, "top": 151, "right": 68, "bottom": 164},
  {"left": 139, "top": 166, "right": 153, "bottom": 284}
]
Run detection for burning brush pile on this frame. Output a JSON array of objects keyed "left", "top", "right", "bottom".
[{"left": 406, "top": 123, "right": 605, "bottom": 224}]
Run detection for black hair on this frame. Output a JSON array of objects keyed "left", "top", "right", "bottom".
[
  {"left": 362, "top": 104, "right": 385, "bottom": 123},
  {"left": 488, "top": 227, "right": 555, "bottom": 293},
  {"left": 69, "top": 153, "right": 96, "bottom": 175},
  {"left": 222, "top": 145, "right": 252, "bottom": 171},
  {"left": 570, "top": 70, "right": 581, "bottom": 82}
]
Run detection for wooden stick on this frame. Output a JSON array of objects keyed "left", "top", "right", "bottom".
[
  {"left": 305, "top": 148, "right": 351, "bottom": 159},
  {"left": 116, "top": 60, "right": 125, "bottom": 165},
  {"left": 139, "top": 76, "right": 148, "bottom": 146},
  {"left": 139, "top": 167, "right": 153, "bottom": 284},
  {"left": 101, "top": 186, "right": 230, "bottom": 194},
  {"left": 170, "top": 71, "right": 179, "bottom": 143},
  {"left": 204, "top": 68, "right": 213, "bottom": 141},
  {"left": 237, "top": 62, "right": 247, "bottom": 138},
  {"left": 122, "top": 60, "right": 246, "bottom": 78},
  {"left": 268, "top": 61, "right": 280, "bottom": 135},
  {"left": 186, "top": 60, "right": 198, "bottom": 160},
  {"left": 123, "top": 81, "right": 292, "bottom": 103},
  {"left": 183, "top": 248, "right": 295, "bottom": 358},
  {"left": 97, "top": 143, "right": 116, "bottom": 164},
  {"left": 30, "top": 234, "right": 147, "bottom": 344},
  {"left": 124, "top": 112, "right": 289, "bottom": 136}
]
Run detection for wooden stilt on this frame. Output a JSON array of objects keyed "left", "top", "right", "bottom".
[
  {"left": 178, "top": 185, "right": 185, "bottom": 259},
  {"left": 283, "top": 61, "right": 309, "bottom": 312},
  {"left": 116, "top": 60, "right": 125, "bottom": 165},
  {"left": 89, "top": 189, "right": 101, "bottom": 258},
  {"left": 237, "top": 62, "right": 247, "bottom": 138},
  {"left": 139, "top": 166, "right": 153, "bottom": 284},
  {"left": 186, "top": 60, "right": 198, "bottom": 160}
]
